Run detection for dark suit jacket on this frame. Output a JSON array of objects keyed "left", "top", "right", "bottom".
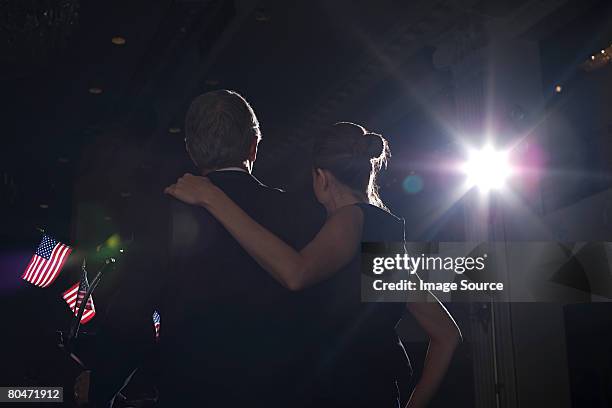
[{"left": 90, "top": 170, "right": 322, "bottom": 407}]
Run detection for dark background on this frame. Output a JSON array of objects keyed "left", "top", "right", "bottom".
[{"left": 1, "top": 0, "right": 612, "bottom": 406}]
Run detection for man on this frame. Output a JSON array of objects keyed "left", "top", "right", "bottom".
[{"left": 81, "top": 90, "right": 322, "bottom": 406}]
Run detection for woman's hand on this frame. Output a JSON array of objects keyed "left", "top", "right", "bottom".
[{"left": 164, "top": 173, "right": 221, "bottom": 207}]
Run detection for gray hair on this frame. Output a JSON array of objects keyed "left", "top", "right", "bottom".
[{"left": 185, "top": 90, "right": 261, "bottom": 171}]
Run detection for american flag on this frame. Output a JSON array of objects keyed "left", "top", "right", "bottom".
[
  {"left": 22, "top": 234, "right": 72, "bottom": 288},
  {"left": 62, "top": 275, "right": 96, "bottom": 324},
  {"left": 152, "top": 310, "right": 161, "bottom": 340}
]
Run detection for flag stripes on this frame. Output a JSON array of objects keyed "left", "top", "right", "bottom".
[
  {"left": 153, "top": 310, "right": 161, "bottom": 340},
  {"left": 22, "top": 234, "right": 71, "bottom": 288},
  {"left": 62, "top": 282, "right": 96, "bottom": 324}
]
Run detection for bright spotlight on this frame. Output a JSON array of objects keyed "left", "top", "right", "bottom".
[{"left": 462, "top": 145, "right": 512, "bottom": 192}]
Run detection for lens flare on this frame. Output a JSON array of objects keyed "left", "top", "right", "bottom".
[
  {"left": 462, "top": 145, "right": 512, "bottom": 192},
  {"left": 402, "top": 174, "right": 424, "bottom": 194}
]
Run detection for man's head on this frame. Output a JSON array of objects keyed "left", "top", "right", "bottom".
[{"left": 185, "top": 90, "right": 261, "bottom": 173}]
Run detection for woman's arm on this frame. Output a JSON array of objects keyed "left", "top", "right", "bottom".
[
  {"left": 165, "top": 174, "right": 364, "bottom": 290},
  {"left": 404, "top": 300, "right": 462, "bottom": 408}
]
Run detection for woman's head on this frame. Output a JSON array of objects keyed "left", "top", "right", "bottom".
[{"left": 311, "top": 122, "right": 390, "bottom": 210}]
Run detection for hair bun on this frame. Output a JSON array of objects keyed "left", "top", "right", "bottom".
[{"left": 362, "top": 132, "right": 385, "bottom": 160}]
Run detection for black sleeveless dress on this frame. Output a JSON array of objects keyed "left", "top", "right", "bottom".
[{"left": 296, "top": 203, "right": 411, "bottom": 407}]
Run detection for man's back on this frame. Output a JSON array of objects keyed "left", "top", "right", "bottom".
[
  {"left": 158, "top": 170, "right": 316, "bottom": 406},
  {"left": 90, "top": 170, "right": 322, "bottom": 407}
]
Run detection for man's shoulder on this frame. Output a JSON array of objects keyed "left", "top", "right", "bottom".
[
  {"left": 254, "top": 183, "right": 293, "bottom": 207},
  {"left": 212, "top": 173, "right": 290, "bottom": 214}
]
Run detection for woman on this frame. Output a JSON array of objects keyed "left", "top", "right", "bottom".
[{"left": 165, "top": 122, "right": 460, "bottom": 407}]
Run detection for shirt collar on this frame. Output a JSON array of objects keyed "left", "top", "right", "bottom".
[{"left": 213, "top": 167, "right": 249, "bottom": 173}]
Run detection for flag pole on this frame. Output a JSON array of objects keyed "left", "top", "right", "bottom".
[
  {"left": 68, "top": 257, "right": 116, "bottom": 342},
  {"left": 67, "top": 258, "right": 88, "bottom": 340}
]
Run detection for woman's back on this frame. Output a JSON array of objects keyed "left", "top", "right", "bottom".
[
  {"left": 358, "top": 202, "right": 404, "bottom": 241},
  {"left": 299, "top": 203, "right": 409, "bottom": 407}
]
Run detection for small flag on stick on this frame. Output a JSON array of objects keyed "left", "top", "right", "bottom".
[
  {"left": 22, "top": 234, "right": 72, "bottom": 288},
  {"left": 62, "top": 273, "right": 96, "bottom": 324},
  {"left": 153, "top": 310, "right": 161, "bottom": 340}
]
